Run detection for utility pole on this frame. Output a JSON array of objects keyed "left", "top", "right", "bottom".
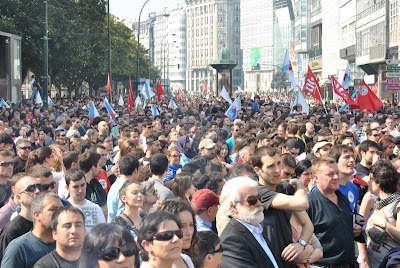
[
  {"left": 43, "top": 0, "right": 48, "bottom": 107},
  {"left": 107, "top": 0, "right": 112, "bottom": 101}
]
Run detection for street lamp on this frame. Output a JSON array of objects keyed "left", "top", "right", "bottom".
[{"left": 136, "top": 0, "right": 151, "bottom": 95}]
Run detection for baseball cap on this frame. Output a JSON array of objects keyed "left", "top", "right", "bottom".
[
  {"left": 198, "top": 138, "right": 216, "bottom": 149},
  {"left": 313, "top": 141, "right": 333, "bottom": 154},
  {"left": 191, "top": 189, "right": 219, "bottom": 211}
]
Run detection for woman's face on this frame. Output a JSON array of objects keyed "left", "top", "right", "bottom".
[
  {"left": 185, "top": 141, "right": 191, "bottom": 151},
  {"left": 185, "top": 184, "right": 196, "bottom": 199},
  {"left": 385, "top": 143, "right": 395, "bottom": 157},
  {"left": 205, "top": 161, "right": 212, "bottom": 174},
  {"left": 299, "top": 167, "right": 313, "bottom": 188},
  {"left": 220, "top": 144, "right": 229, "bottom": 158},
  {"left": 170, "top": 132, "right": 179, "bottom": 142},
  {"left": 168, "top": 151, "right": 181, "bottom": 165},
  {"left": 122, "top": 183, "right": 143, "bottom": 208},
  {"left": 179, "top": 211, "right": 194, "bottom": 250},
  {"left": 149, "top": 220, "right": 183, "bottom": 261},
  {"left": 98, "top": 242, "right": 136, "bottom": 268}
]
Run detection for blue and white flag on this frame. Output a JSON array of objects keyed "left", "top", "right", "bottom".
[
  {"left": 48, "top": 96, "right": 53, "bottom": 106},
  {"left": 35, "top": 91, "right": 43, "bottom": 107},
  {"left": 225, "top": 95, "right": 242, "bottom": 121},
  {"left": 89, "top": 101, "right": 100, "bottom": 123},
  {"left": 237, "top": 86, "right": 244, "bottom": 93},
  {"left": 341, "top": 63, "right": 351, "bottom": 90},
  {"left": 152, "top": 106, "right": 160, "bottom": 118},
  {"left": 339, "top": 89, "right": 359, "bottom": 112},
  {"left": 220, "top": 86, "right": 233, "bottom": 105},
  {"left": 140, "top": 82, "right": 155, "bottom": 99},
  {"left": 0, "top": 99, "right": 10, "bottom": 108},
  {"left": 103, "top": 98, "right": 117, "bottom": 119},
  {"left": 282, "top": 50, "right": 297, "bottom": 88},
  {"left": 168, "top": 98, "right": 178, "bottom": 109},
  {"left": 134, "top": 95, "right": 142, "bottom": 110},
  {"left": 118, "top": 94, "right": 124, "bottom": 106},
  {"left": 290, "top": 90, "right": 309, "bottom": 115}
]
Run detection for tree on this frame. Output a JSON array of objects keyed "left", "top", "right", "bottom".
[{"left": 271, "top": 70, "right": 288, "bottom": 91}]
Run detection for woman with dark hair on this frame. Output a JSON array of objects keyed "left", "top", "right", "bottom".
[
  {"left": 138, "top": 211, "right": 194, "bottom": 268},
  {"left": 217, "top": 142, "right": 233, "bottom": 169},
  {"left": 176, "top": 135, "right": 197, "bottom": 166},
  {"left": 358, "top": 160, "right": 400, "bottom": 267},
  {"left": 190, "top": 156, "right": 211, "bottom": 176},
  {"left": 25, "top": 146, "right": 54, "bottom": 172},
  {"left": 78, "top": 223, "right": 140, "bottom": 268},
  {"left": 172, "top": 172, "right": 196, "bottom": 203},
  {"left": 191, "top": 231, "right": 222, "bottom": 268},
  {"left": 158, "top": 200, "right": 197, "bottom": 267},
  {"left": 295, "top": 160, "right": 313, "bottom": 193},
  {"left": 379, "top": 135, "right": 396, "bottom": 160}
]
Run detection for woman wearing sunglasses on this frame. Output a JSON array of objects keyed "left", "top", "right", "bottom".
[
  {"left": 164, "top": 148, "right": 183, "bottom": 189},
  {"left": 78, "top": 223, "right": 140, "bottom": 268},
  {"left": 138, "top": 211, "right": 194, "bottom": 268}
]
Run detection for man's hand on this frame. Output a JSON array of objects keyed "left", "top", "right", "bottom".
[
  {"left": 281, "top": 242, "right": 303, "bottom": 262},
  {"left": 289, "top": 179, "right": 305, "bottom": 190},
  {"left": 354, "top": 223, "right": 362, "bottom": 237}
]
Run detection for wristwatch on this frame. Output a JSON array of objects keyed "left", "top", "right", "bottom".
[
  {"left": 381, "top": 219, "right": 389, "bottom": 230},
  {"left": 298, "top": 239, "right": 307, "bottom": 250},
  {"left": 306, "top": 256, "right": 311, "bottom": 264}
]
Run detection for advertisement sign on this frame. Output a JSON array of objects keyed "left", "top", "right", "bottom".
[
  {"left": 309, "top": 58, "right": 322, "bottom": 70},
  {"left": 251, "top": 48, "right": 261, "bottom": 70}
]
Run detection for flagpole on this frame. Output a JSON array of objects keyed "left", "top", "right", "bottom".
[{"left": 316, "top": 85, "right": 328, "bottom": 114}]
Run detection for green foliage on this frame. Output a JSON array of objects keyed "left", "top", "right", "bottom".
[{"left": 271, "top": 70, "right": 288, "bottom": 91}]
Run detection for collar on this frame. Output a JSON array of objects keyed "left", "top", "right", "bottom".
[
  {"left": 196, "top": 217, "right": 212, "bottom": 228},
  {"left": 235, "top": 218, "right": 263, "bottom": 235}
]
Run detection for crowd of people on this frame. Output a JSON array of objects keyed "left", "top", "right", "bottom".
[{"left": 0, "top": 92, "right": 399, "bottom": 268}]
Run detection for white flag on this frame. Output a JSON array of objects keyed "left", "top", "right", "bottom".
[
  {"left": 225, "top": 95, "right": 242, "bottom": 121},
  {"left": 134, "top": 95, "right": 142, "bottom": 110},
  {"left": 220, "top": 86, "right": 233, "bottom": 105},
  {"left": 118, "top": 94, "right": 124, "bottom": 106},
  {"left": 0, "top": 99, "right": 10, "bottom": 108},
  {"left": 48, "top": 96, "right": 53, "bottom": 106},
  {"left": 290, "top": 90, "right": 309, "bottom": 115},
  {"left": 168, "top": 98, "right": 178, "bottom": 109},
  {"left": 35, "top": 91, "right": 43, "bottom": 107}
]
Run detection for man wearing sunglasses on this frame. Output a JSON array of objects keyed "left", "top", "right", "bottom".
[
  {"left": 34, "top": 207, "right": 85, "bottom": 268},
  {"left": 12, "top": 138, "right": 31, "bottom": 175},
  {"left": 219, "top": 177, "right": 280, "bottom": 268},
  {"left": 0, "top": 149, "right": 14, "bottom": 185},
  {"left": 1, "top": 193, "right": 63, "bottom": 268}
]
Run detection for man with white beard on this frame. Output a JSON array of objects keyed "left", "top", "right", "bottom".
[{"left": 218, "top": 177, "right": 280, "bottom": 268}]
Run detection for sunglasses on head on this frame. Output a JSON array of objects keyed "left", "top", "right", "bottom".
[
  {"left": 209, "top": 244, "right": 224, "bottom": 254},
  {"left": 0, "top": 161, "right": 14, "bottom": 167},
  {"left": 153, "top": 230, "right": 183, "bottom": 241},
  {"left": 99, "top": 243, "right": 137, "bottom": 261},
  {"left": 245, "top": 195, "right": 262, "bottom": 206}
]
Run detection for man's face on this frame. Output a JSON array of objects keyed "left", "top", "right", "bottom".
[
  {"left": 15, "top": 177, "right": 41, "bottom": 208},
  {"left": 234, "top": 185, "right": 263, "bottom": 225},
  {"left": 67, "top": 178, "right": 87, "bottom": 203},
  {"left": 96, "top": 148, "right": 107, "bottom": 167},
  {"left": 260, "top": 105, "right": 266, "bottom": 114},
  {"left": 286, "top": 147, "right": 300, "bottom": 157},
  {"left": 368, "top": 130, "right": 381, "bottom": 143},
  {"left": 31, "top": 129, "right": 38, "bottom": 141},
  {"left": 35, "top": 197, "right": 63, "bottom": 230},
  {"left": 38, "top": 175, "right": 57, "bottom": 193},
  {"left": 200, "top": 146, "right": 216, "bottom": 158},
  {"left": 73, "top": 119, "right": 81, "bottom": 129},
  {"left": 130, "top": 132, "right": 140, "bottom": 144},
  {"left": 224, "top": 117, "right": 231, "bottom": 127},
  {"left": 17, "top": 142, "right": 32, "bottom": 160},
  {"left": 387, "top": 119, "right": 394, "bottom": 129},
  {"left": 0, "top": 156, "right": 13, "bottom": 178},
  {"left": 98, "top": 121, "right": 109, "bottom": 134},
  {"left": 38, "top": 130, "right": 46, "bottom": 142},
  {"left": 278, "top": 125, "right": 285, "bottom": 136},
  {"left": 215, "top": 118, "right": 222, "bottom": 126},
  {"left": 200, "top": 112, "right": 206, "bottom": 121},
  {"left": 189, "top": 116, "right": 196, "bottom": 124},
  {"left": 349, "top": 117, "right": 355, "bottom": 126},
  {"left": 305, "top": 123, "right": 315, "bottom": 136},
  {"left": 149, "top": 141, "right": 162, "bottom": 155},
  {"left": 316, "top": 145, "right": 332, "bottom": 157},
  {"left": 243, "top": 149, "right": 253, "bottom": 166},
  {"left": 254, "top": 154, "right": 281, "bottom": 189},
  {"left": 281, "top": 165, "right": 295, "bottom": 180},
  {"left": 103, "top": 137, "right": 113, "bottom": 151},
  {"left": 362, "top": 147, "right": 378, "bottom": 166},
  {"left": 154, "top": 121, "right": 162, "bottom": 131},
  {"left": 334, "top": 113, "right": 340, "bottom": 122},
  {"left": 81, "top": 118, "right": 89, "bottom": 126},
  {"left": 337, "top": 151, "right": 355, "bottom": 176},
  {"left": 246, "top": 107, "right": 252, "bottom": 115},
  {"left": 315, "top": 163, "right": 340, "bottom": 194},
  {"left": 340, "top": 123, "right": 349, "bottom": 133}
]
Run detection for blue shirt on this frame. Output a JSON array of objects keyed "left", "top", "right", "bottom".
[
  {"left": 252, "top": 102, "right": 260, "bottom": 112},
  {"left": 196, "top": 217, "right": 213, "bottom": 232},
  {"left": 226, "top": 137, "right": 235, "bottom": 155},
  {"left": 107, "top": 177, "right": 125, "bottom": 223},
  {"left": 339, "top": 181, "right": 359, "bottom": 213}
]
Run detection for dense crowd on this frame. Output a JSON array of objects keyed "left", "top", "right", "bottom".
[{"left": 0, "top": 92, "right": 399, "bottom": 268}]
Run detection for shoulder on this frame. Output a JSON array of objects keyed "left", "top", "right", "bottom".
[
  {"left": 180, "top": 254, "right": 195, "bottom": 268},
  {"left": 34, "top": 251, "right": 57, "bottom": 268}
]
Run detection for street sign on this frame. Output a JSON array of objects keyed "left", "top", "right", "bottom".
[
  {"left": 386, "top": 59, "right": 399, "bottom": 65},
  {"left": 386, "top": 79, "right": 400, "bottom": 84},
  {"left": 385, "top": 72, "right": 400, "bottom": 77},
  {"left": 386, "top": 86, "right": 400, "bottom": 90},
  {"left": 117, "top": 82, "right": 123, "bottom": 90},
  {"left": 387, "top": 66, "right": 400, "bottom": 71}
]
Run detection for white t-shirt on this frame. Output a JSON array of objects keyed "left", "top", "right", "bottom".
[
  {"left": 73, "top": 199, "right": 106, "bottom": 233},
  {"left": 58, "top": 178, "right": 69, "bottom": 199}
]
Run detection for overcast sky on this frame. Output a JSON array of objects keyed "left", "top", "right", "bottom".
[{"left": 110, "top": 0, "right": 184, "bottom": 26}]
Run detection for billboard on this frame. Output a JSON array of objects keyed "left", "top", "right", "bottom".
[{"left": 251, "top": 48, "right": 261, "bottom": 70}]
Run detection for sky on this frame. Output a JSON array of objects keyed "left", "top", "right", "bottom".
[{"left": 110, "top": 0, "right": 184, "bottom": 26}]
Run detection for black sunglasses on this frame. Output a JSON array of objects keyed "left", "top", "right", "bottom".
[
  {"left": 284, "top": 171, "right": 293, "bottom": 177},
  {"left": 24, "top": 183, "right": 42, "bottom": 193},
  {"left": 38, "top": 181, "right": 57, "bottom": 192},
  {"left": 19, "top": 146, "right": 31, "bottom": 150},
  {"left": 209, "top": 244, "right": 224, "bottom": 254},
  {"left": 153, "top": 230, "right": 183, "bottom": 241},
  {"left": 246, "top": 195, "right": 262, "bottom": 206},
  {"left": 99, "top": 243, "right": 137, "bottom": 261},
  {"left": 0, "top": 161, "right": 14, "bottom": 167}
]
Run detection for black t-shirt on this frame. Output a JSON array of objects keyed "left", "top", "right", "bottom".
[
  {"left": 85, "top": 178, "right": 107, "bottom": 207},
  {"left": 257, "top": 185, "right": 293, "bottom": 268},
  {"left": 0, "top": 215, "right": 33, "bottom": 260},
  {"left": 355, "top": 163, "right": 370, "bottom": 179},
  {"left": 34, "top": 250, "right": 79, "bottom": 268},
  {"left": 12, "top": 156, "right": 26, "bottom": 175}
]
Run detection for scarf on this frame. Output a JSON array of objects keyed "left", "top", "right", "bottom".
[{"left": 375, "top": 192, "right": 400, "bottom": 210}]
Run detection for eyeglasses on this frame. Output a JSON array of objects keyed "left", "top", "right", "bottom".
[
  {"left": 99, "top": 243, "right": 137, "bottom": 261},
  {"left": 209, "top": 244, "right": 224, "bottom": 255},
  {"left": 244, "top": 195, "right": 262, "bottom": 206},
  {"left": 372, "top": 134, "right": 380, "bottom": 137},
  {"left": 0, "top": 161, "right": 14, "bottom": 167},
  {"left": 171, "top": 154, "right": 181, "bottom": 158},
  {"left": 153, "top": 230, "right": 183, "bottom": 241},
  {"left": 38, "top": 181, "right": 57, "bottom": 192},
  {"left": 23, "top": 183, "right": 42, "bottom": 193},
  {"left": 19, "top": 146, "right": 31, "bottom": 150},
  {"left": 283, "top": 171, "right": 293, "bottom": 177}
]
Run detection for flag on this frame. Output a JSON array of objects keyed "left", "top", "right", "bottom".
[
  {"left": 89, "top": 101, "right": 100, "bottom": 124},
  {"left": 302, "top": 66, "right": 322, "bottom": 102},
  {"left": 251, "top": 91, "right": 255, "bottom": 100},
  {"left": 204, "top": 81, "right": 208, "bottom": 94},
  {"left": 237, "top": 86, "right": 244, "bottom": 93},
  {"left": 107, "top": 73, "right": 111, "bottom": 96},
  {"left": 152, "top": 106, "right": 160, "bottom": 118},
  {"left": 205, "top": 94, "right": 209, "bottom": 101},
  {"left": 168, "top": 98, "right": 178, "bottom": 109},
  {"left": 102, "top": 96, "right": 108, "bottom": 108},
  {"left": 118, "top": 94, "right": 124, "bottom": 106},
  {"left": 339, "top": 90, "right": 359, "bottom": 112},
  {"left": 134, "top": 95, "right": 142, "bottom": 110},
  {"left": 331, "top": 76, "right": 359, "bottom": 108},
  {"left": 341, "top": 63, "right": 351, "bottom": 89},
  {"left": 157, "top": 78, "right": 163, "bottom": 102},
  {"left": 371, "top": 81, "right": 378, "bottom": 95},
  {"left": 225, "top": 95, "right": 242, "bottom": 121},
  {"left": 103, "top": 98, "right": 117, "bottom": 119},
  {"left": 35, "top": 91, "right": 43, "bottom": 107},
  {"left": 177, "top": 90, "right": 182, "bottom": 101},
  {"left": 220, "top": 86, "right": 233, "bottom": 105},
  {"left": 355, "top": 80, "right": 383, "bottom": 114},
  {"left": 140, "top": 82, "right": 155, "bottom": 99},
  {"left": 48, "top": 96, "right": 53, "bottom": 106},
  {"left": 282, "top": 50, "right": 297, "bottom": 88},
  {"left": 291, "top": 90, "right": 309, "bottom": 114},
  {"left": 0, "top": 99, "right": 10, "bottom": 108},
  {"left": 128, "top": 76, "right": 134, "bottom": 113}
]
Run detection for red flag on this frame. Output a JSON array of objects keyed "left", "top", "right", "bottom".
[
  {"left": 107, "top": 73, "right": 111, "bottom": 95},
  {"left": 157, "top": 78, "right": 163, "bottom": 102},
  {"left": 302, "top": 66, "right": 322, "bottom": 102},
  {"left": 127, "top": 76, "right": 134, "bottom": 113},
  {"left": 355, "top": 80, "right": 383, "bottom": 114},
  {"left": 331, "top": 76, "right": 359, "bottom": 108},
  {"left": 371, "top": 81, "right": 378, "bottom": 95},
  {"left": 204, "top": 82, "right": 208, "bottom": 94},
  {"left": 177, "top": 90, "right": 182, "bottom": 101}
]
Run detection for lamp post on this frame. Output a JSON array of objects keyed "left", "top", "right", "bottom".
[
  {"left": 136, "top": 0, "right": 151, "bottom": 95},
  {"left": 107, "top": 0, "right": 112, "bottom": 100},
  {"left": 42, "top": 0, "right": 48, "bottom": 107}
]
